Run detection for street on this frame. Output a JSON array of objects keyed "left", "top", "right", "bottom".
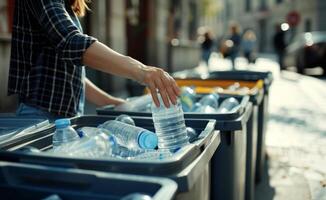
[{"left": 201, "top": 54, "right": 326, "bottom": 200}]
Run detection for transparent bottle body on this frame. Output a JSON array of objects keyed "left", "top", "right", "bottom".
[
  {"left": 151, "top": 95, "right": 189, "bottom": 150},
  {"left": 52, "top": 126, "right": 80, "bottom": 149}
]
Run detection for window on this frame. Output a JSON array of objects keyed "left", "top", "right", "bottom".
[
  {"left": 245, "top": 0, "right": 251, "bottom": 12},
  {"left": 305, "top": 19, "right": 312, "bottom": 32}
]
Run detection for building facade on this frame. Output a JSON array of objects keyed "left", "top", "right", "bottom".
[{"left": 221, "top": 0, "right": 326, "bottom": 53}]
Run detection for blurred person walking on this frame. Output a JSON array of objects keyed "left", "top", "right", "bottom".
[
  {"left": 8, "top": 0, "right": 180, "bottom": 121},
  {"left": 242, "top": 29, "right": 257, "bottom": 64},
  {"left": 201, "top": 30, "right": 214, "bottom": 68},
  {"left": 228, "top": 23, "right": 242, "bottom": 70},
  {"left": 273, "top": 24, "right": 287, "bottom": 70}
]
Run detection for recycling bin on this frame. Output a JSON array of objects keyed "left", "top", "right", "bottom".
[
  {"left": 199, "top": 70, "right": 273, "bottom": 184},
  {"left": 173, "top": 78, "right": 262, "bottom": 200},
  {"left": 0, "top": 115, "right": 220, "bottom": 200},
  {"left": 0, "top": 161, "right": 177, "bottom": 200},
  {"left": 97, "top": 93, "right": 253, "bottom": 200},
  {"left": 0, "top": 114, "right": 50, "bottom": 150}
]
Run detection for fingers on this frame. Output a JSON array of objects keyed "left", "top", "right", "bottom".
[
  {"left": 160, "top": 73, "right": 178, "bottom": 105},
  {"left": 143, "top": 67, "right": 180, "bottom": 108},
  {"left": 148, "top": 82, "right": 160, "bottom": 107},
  {"left": 156, "top": 78, "right": 170, "bottom": 108}
]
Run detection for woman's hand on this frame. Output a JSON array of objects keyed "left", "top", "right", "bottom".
[{"left": 139, "top": 66, "right": 180, "bottom": 108}]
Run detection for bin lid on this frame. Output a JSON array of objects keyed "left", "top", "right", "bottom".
[{"left": 0, "top": 161, "right": 178, "bottom": 200}]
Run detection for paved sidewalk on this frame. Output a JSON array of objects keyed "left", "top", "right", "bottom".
[{"left": 199, "top": 54, "right": 326, "bottom": 200}]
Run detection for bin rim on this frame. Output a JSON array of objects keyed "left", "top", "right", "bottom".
[
  {"left": 0, "top": 116, "right": 219, "bottom": 192},
  {"left": 0, "top": 161, "right": 178, "bottom": 200}
]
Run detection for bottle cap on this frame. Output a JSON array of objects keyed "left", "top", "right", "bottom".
[
  {"left": 138, "top": 131, "right": 158, "bottom": 149},
  {"left": 55, "top": 118, "right": 71, "bottom": 129}
]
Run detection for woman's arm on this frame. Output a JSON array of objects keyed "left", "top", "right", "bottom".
[
  {"left": 85, "top": 78, "right": 126, "bottom": 107},
  {"left": 83, "top": 41, "right": 180, "bottom": 108}
]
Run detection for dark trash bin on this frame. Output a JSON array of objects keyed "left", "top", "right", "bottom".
[
  {"left": 0, "top": 161, "right": 177, "bottom": 200},
  {"left": 0, "top": 116, "right": 220, "bottom": 200},
  {"left": 97, "top": 93, "right": 253, "bottom": 200},
  {"left": 204, "top": 70, "right": 273, "bottom": 185}
]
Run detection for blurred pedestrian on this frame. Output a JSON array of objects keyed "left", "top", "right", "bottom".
[
  {"left": 242, "top": 29, "right": 257, "bottom": 64},
  {"left": 273, "top": 24, "right": 287, "bottom": 70},
  {"left": 228, "top": 23, "right": 242, "bottom": 70},
  {"left": 201, "top": 30, "right": 214, "bottom": 68},
  {"left": 8, "top": 0, "right": 180, "bottom": 121}
]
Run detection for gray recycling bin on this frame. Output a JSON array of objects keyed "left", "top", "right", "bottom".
[
  {"left": 97, "top": 94, "right": 253, "bottom": 200},
  {"left": 203, "top": 70, "right": 273, "bottom": 184},
  {"left": 0, "top": 161, "right": 177, "bottom": 200},
  {"left": 0, "top": 115, "right": 50, "bottom": 150},
  {"left": 0, "top": 115, "right": 220, "bottom": 200}
]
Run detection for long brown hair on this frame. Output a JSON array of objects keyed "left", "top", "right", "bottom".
[{"left": 70, "top": 0, "right": 90, "bottom": 17}]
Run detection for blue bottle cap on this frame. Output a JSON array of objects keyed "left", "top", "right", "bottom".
[
  {"left": 55, "top": 118, "right": 71, "bottom": 129},
  {"left": 138, "top": 131, "right": 158, "bottom": 149}
]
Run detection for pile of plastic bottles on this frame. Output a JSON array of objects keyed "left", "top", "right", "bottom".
[
  {"left": 179, "top": 86, "right": 241, "bottom": 113},
  {"left": 27, "top": 109, "right": 198, "bottom": 161}
]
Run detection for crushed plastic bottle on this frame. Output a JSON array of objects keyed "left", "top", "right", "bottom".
[
  {"left": 50, "top": 132, "right": 116, "bottom": 158},
  {"left": 192, "top": 93, "right": 219, "bottom": 113},
  {"left": 216, "top": 97, "right": 240, "bottom": 113},
  {"left": 115, "top": 94, "right": 152, "bottom": 112},
  {"left": 52, "top": 119, "right": 80, "bottom": 149},
  {"left": 186, "top": 127, "right": 198, "bottom": 142},
  {"left": 151, "top": 94, "right": 189, "bottom": 150}
]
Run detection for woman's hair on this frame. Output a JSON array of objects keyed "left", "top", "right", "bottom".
[{"left": 70, "top": 0, "right": 90, "bottom": 16}]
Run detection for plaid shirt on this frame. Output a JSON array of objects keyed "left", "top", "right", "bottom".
[{"left": 8, "top": 0, "right": 97, "bottom": 117}]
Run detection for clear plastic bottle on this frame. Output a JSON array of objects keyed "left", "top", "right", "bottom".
[
  {"left": 192, "top": 93, "right": 219, "bottom": 113},
  {"left": 115, "top": 94, "right": 152, "bottom": 112},
  {"left": 52, "top": 119, "right": 80, "bottom": 149},
  {"left": 216, "top": 97, "right": 240, "bottom": 113},
  {"left": 151, "top": 94, "right": 189, "bottom": 150},
  {"left": 115, "top": 114, "right": 136, "bottom": 126},
  {"left": 227, "top": 82, "right": 240, "bottom": 91},
  {"left": 51, "top": 132, "right": 116, "bottom": 158},
  {"left": 99, "top": 120, "right": 158, "bottom": 150},
  {"left": 186, "top": 127, "right": 198, "bottom": 142},
  {"left": 180, "top": 86, "right": 196, "bottom": 112}
]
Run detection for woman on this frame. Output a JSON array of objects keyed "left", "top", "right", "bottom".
[{"left": 8, "top": 0, "right": 180, "bottom": 121}]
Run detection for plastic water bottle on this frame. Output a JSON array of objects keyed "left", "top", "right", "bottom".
[
  {"left": 186, "top": 127, "right": 198, "bottom": 142},
  {"left": 121, "top": 193, "right": 152, "bottom": 200},
  {"left": 227, "top": 82, "right": 240, "bottom": 91},
  {"left": 216, "top": 97, "right": 240, "bottom": 113},
  {"left": 192, "top": 93, "right": 219, "bottom": 113},
  {"left": 99, "top": 120, "right": 158, "bottom": 150},
  {"left": 115, "top": 94, "right": 152, "bottom": 112},
  {"left": 132, "top": 149, "right": 174, "bottom": 160},
  {"left": 151, "top": 94, "right": 189, "bottom": 150},
  {"left": 51, "top": 132, "right": 116, "bottom": 158},
  {"left": 115, "top": 114, "right": 136, "bottom": 126},
  {"left": 52, "top": 119, "right": 80, "bottom": 149},
  {"left": 180, "top": 86, "right": 196, "bottom": 112}
]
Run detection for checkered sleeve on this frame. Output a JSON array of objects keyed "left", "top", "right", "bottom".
[{"left": 26, "top": 0, "right": 97, "bottom": 66}]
